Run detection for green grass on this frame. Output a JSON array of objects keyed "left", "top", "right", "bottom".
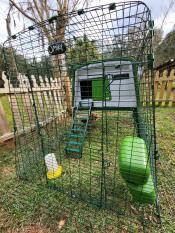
[
  {"left": 154, "top": 108, "right": 175, "bottom": 232},
  {"left": 0, "top": 108, "right": 175, "bottom": 232},
  {"left": 155, "top": 89, "right": 175, "bottom": 107},
  {"left": 0, "top": 95, "right": 13, "bottom": 135}
]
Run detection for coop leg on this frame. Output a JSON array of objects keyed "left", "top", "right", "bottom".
[{"left": 133, "top": 108, "right": 141, "bottom": 137}]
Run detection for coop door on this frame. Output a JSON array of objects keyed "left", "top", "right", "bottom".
[
  {"left": 80, "top": 80, "right": 92, "bottom": 99},
  {"left": 92, "top": 78, "right": 111, "bottom": 101}
]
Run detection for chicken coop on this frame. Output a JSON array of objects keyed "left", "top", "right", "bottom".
[{"left": 3, "top": 1, "right": 161, "bottom": 229}]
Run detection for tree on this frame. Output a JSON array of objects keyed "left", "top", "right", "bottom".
[
  {"left": 0, "top": 45, "right": 28, "bottom": 87},
  {"left": 154, "top": 29, "right": 175, "bottom": 66},
  {"left": 152, "top": 27, "right": 163, "bottom": 51},
  {"left": 68, "top": 35, "right": 100, "bottom": 65},
  {"left": 159, "top": 0, "right": 175, "bottom": 32},
  {"left": 111, "top": 26, "right": 164, "bottom": 66},
  {"left": 111, "top": 26, "right": 148, "bottom": 60},
  {"left": 6, "top": 0, "right": 92, "bottom": 114},
  {"left": 7, "top": 0, "right": 92, "bottom": 40}
]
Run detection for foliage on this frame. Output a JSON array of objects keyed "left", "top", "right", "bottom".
[
  {"left": 111, "top": 26, "right": 164, "bottom": 64},
  {"left": 0, "top": 46, "right": 26, "bottom": 87},
  {"left": 1, "top": 34, "right": 99, "bottom": 88},
  {"left": 68, "top": 34, "right": 100, "bottom": 65},
  {"left": 1, "top": 45, "right": 53, "bottom": 87},
  {"left": 154, "top": 29, "right": 175, "bottom": 66},
  {"left": 111, "top": 26, "right": 149, "bottom": 60},
  {"left": 27, "top": 56, "right": 53, "bottom": 86},
  {"left": 152, "top": 27, "right": 163, "bottom": 50}
]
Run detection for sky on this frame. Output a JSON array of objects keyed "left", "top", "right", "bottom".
[{"left": 0, "top": 0, "right": 175, "bottom": 44}]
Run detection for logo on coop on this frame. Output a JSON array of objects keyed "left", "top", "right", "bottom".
[{"left": 48, "top": 41, "right": 66, "bottom": 55}]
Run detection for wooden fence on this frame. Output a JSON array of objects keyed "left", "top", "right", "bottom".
[
  {"left": 0, "top": 72, "right": 69, "bottom": 144},
  {"left": 154, "top": 69, "right": 175, "bottom": 107}
]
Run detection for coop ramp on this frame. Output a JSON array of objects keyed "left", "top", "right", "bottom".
[{"left": 65, "top": 102, "right": 92, "bottom": 158}]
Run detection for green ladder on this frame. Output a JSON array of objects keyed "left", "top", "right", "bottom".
[{"left": 65, "top": 102, "right": 92, "bottom": 158}]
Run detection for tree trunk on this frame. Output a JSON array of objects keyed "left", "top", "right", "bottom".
[{"left": 52, "top": 13, "right": 72, "bottom": 115}]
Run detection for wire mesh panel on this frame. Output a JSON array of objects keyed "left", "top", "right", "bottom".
[{"left": 3, "top": 1, "right": 162, "bottom": 230}]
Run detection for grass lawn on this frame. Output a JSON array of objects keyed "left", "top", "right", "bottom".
[{"left": 0, "top": 108, "right": 175, "bottom": 233}]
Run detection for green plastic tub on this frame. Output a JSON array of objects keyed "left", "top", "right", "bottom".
[
  {"left": 119, "top": 137, "right": 150, "bottom": 184},
  {"left": 127, "top": 174, "right": 156, "bottom": 204}
]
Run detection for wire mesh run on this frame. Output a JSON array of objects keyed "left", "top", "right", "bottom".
[{"left": 3, "top": 1, "right": 162, "bottom": 230}]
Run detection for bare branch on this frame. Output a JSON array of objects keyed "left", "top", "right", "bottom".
[
  {"left": 6, "top": 3, "right": 13, "bottom": 36},
  {"left": 160, "top": 0, "right": 175, "bottom": 31},
  {"left": 9, "top": 0, "right": 37, "bottom": 23},
  {"left": 33, "top": 0, "right": 43, "bottom": 21},
  {"left": 56, "top": 0, "right": 63, "bottom": 10},
  {"left": 7, "top": 0, "right": 94, "bottom": 41}
]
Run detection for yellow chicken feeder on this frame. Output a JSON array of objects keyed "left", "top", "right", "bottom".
[{"left": 45, "top": 153, "right": 63, "bottom": 179}]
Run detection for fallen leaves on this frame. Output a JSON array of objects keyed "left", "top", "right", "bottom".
[{"left": 57, "top": 215, "right": 67, "bottom": 231}]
